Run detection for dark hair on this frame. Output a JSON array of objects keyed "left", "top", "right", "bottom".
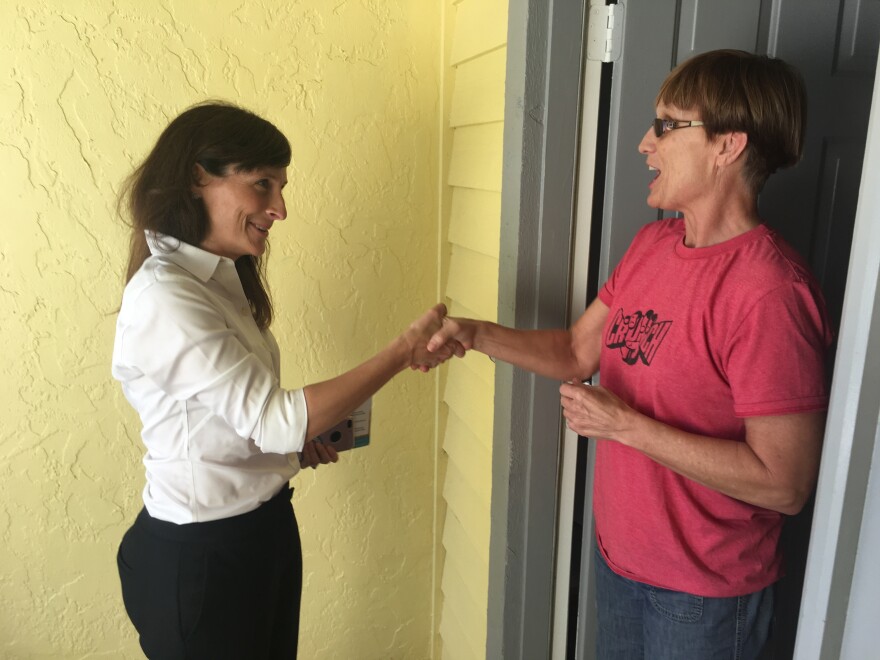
[
  {"left": 119, "top": 101, "right": 291, "bottom": 329},
  {"left": 656, "top": 49, "right": 807, "bottom": 194}
]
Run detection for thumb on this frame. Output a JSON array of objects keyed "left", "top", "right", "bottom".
[{"left": 426, "top": 331, "right": 441, "bottom": 352}]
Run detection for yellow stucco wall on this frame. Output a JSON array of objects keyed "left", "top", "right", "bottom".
[{"left": 2, "top": 2, "right": 444, "bottom": 657}]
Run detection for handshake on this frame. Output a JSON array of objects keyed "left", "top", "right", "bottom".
[{"left": 403, "top": 303, "right": 474, "bottom": 373}]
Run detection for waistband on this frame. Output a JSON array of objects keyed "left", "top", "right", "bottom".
[{"left": 134, "top": 485, "right": 294, "bottom": 543}]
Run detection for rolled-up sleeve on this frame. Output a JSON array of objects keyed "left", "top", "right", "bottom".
[{"left": 118, "top": 278, "right": 308, "bottom": 454}]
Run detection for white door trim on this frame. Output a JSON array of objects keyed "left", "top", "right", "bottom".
[
  {"left": 550, "top": 22, "right": 605, "bottom": 658},
  {"left": 794, "top": 55, "right": 880, "bottom": 660}
]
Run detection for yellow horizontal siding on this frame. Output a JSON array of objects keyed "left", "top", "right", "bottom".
[
  {"left": 448, "top": 298, "right": 498, "bottom": 328},
  {"left": 439, "top": 0, "right": 505, "bottom": 657},
  {"left": 441, "top": 509, "right": 490, "bottom": 601},
  {"left": 439, "top": 596, "right": 481, "bottom": 660},
  {"left": 443, "top": 360, "right": 494, "bottom": 441},
  {"left": 450, "top": 47, "right": 507, "bottom": 127},
  {"left": 443, "top": 460, "right": 490, "bottom": 558},
  {"left": 440, "top": 563, "right": 486, "bottom": 656},
  {"left": 446, "top": 244, "right": 499, "bottom": 315},
  {"left": 441, "top": 547, "right": 487, "bottom": 623},
  {"left": 442, "top": 504, "right": 489, "bottom": 573},
  {"left": 449, "top": 187, "right": 502, "bottom": 259},
  {"left": 451, "top": 0, "right": 508, "bottom": 65},
  {"left": 448, "top": 123, "right": 504, "bottom": 191},
  {"left": 444, "top": 407, "right": 492, "bottom": 482}
]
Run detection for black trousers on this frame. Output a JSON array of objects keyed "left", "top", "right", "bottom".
[{"left": 117, "top": 486, "right": 302, "bottom": 659}]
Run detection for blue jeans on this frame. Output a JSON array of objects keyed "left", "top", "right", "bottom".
[{"left": 594, "top": 547, "right": 773, "bottom": 660}]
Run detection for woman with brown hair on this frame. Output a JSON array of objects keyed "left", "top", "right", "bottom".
[
  {"left": 430, "top": 50, "right": 833, "bottom": 659},
  {"left": 112, "top": 101, "right": 452, "bottom": 658}
]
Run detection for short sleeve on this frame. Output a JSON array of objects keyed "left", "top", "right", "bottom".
[{"left": 725, "top": 281, "right": 832, "bottom": 417}]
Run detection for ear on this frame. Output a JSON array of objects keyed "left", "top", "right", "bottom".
[
  {"left": 191, "top": 163, "right": 209, "bottom": 198},
  {"left": 716, "top": 131, "right": 749, "bottom": 167}
]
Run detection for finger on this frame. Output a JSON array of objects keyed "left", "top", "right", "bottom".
[
  {"left": 314, "top": 440, "right": 338, "bottom": 464},
  {"left": 426, "top": 330, "right": 445, "bottom": 352},
  {"left": 299, "top": 443, "right": 316, "bottom": 469},
  {"left": 448, "top": 340, "right": 466, "bottom": 358},
  {"left": 306, "top": 440, "right": 321, "bottom": 469},
  {"left": 312, "top": 441, "right": 331, "bottom": 464},
  {"left": 560, "top": 382, "right": 580, "bottom": 397},
  {"left": 423, "top": 304, "right": 447, "bottom": 332}
]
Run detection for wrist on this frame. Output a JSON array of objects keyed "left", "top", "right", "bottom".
[
  {"left": 391, "top": 333, "right": 415, "bottom": 370},
  {"left": 466, "top": 320, "right": 483, "bottom": 353},
  {"left": 619, "top": 410, "right": 652, "bottom": 449}
]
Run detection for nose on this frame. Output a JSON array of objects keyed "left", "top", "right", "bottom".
[
  {"left": 638, "top": 126, "right": 655, "bottom": 155},
  {"left": 267, "top": 190, "right": 287, "bottom": 221}
]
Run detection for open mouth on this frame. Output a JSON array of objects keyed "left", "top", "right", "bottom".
[{"left": 249, "top": 221, "right": 270, "bottom": 235}]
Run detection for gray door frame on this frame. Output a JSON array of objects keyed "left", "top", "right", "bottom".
[
  {"left": 491, "top": 1, "right": 880, "bottom": 659},
  {"left": 488, "top": 0, "right": 588, "bottom": 657}
]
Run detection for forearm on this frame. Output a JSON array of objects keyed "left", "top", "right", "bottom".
[
  {"left": 621, "top": 414, "right": 812, "bottom": 514},
  {"left": 471, "top": 323, "right": 597, "bottom": 382},
  {"left": 302, "top": 335, "right": 410, "bottom": 438}
]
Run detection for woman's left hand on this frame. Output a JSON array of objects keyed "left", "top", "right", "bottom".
[
  {"left": 298, "top": 439, "right": 340, "bottom": 469},
  {"left": 559, "top": 382, "right": 637, "bottom": 442}
]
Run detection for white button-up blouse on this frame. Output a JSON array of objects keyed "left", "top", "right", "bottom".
[{"left": 112, "top": 233, "right": 309, "bottom": 524}]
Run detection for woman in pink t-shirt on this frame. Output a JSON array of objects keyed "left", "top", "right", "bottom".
[{"left": 429, "top": 49, "right": 831, "bottom": 659}]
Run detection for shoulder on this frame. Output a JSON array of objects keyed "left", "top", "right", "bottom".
[
  {"left": 726, "top": 229, "right": 831, "bottom": 343},
  {"left": 756, "top": 228, "right": 815, "bottom": 282},
  {"left": 736, "top": 227, "right": 820, "bottom": 293},
  {"left": 119, "top": 257, "right": 211, "bottom": 322}
]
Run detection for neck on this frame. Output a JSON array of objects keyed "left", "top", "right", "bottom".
[{"left": 680, "top": 189, "right": 760, "bottom": 248}]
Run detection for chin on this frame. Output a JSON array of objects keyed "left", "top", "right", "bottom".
[{"left": 246, "top": 244, "right": 268, "bottom": 259}]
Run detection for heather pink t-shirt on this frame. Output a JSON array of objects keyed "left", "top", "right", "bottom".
[{"left": 595, "top": 218, "right": 832, "bottom": 597}]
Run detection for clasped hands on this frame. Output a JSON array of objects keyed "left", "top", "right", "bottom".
[{"left": 406, "top": 303, "right": 467, "bottom": 372}]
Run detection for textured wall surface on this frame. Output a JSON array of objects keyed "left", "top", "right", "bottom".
[{"left": 1, "top": 2, "right": 442, "bottom": 657}]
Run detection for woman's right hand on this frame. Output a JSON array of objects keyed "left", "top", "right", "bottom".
[
  {"left": 426, "top": 315, "right": 476, "bottom": 356},
  {"left": 403, "top": 304, "right": 464, "bottom": 372}
]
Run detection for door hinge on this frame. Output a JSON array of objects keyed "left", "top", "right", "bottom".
[{"left": 587, "top": 3, "right": 624, "bottom": 63}]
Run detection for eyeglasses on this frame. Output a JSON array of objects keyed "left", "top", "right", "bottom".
[{"left": 653, "top": 118, "right": 705, "bottom": 138}]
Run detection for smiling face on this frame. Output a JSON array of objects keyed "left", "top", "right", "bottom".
[
  {"left": 196, "top": 165, "right": 288, "bottom": 260},
  {"left": 637, "top": 103, "right": 721, "bottom": 214}
]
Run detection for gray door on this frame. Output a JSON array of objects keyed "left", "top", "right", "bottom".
[{"left": 580, "top": 0, "right": 879, "bottom": 657}]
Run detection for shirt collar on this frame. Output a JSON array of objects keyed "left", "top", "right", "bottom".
[{"left": 146, "top": 231, "right": 228, "bottom": 283}]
